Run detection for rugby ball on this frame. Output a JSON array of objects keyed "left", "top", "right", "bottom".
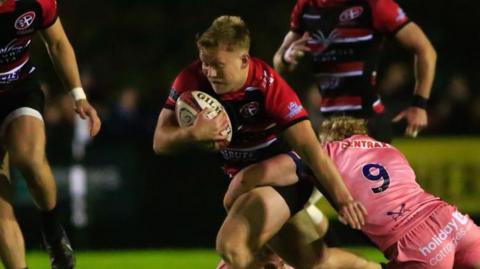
[{"left": 175, "top": 91, "right": 232, "bottom": 143}]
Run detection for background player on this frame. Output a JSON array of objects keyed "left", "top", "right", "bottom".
[
  {"left": 273, "top": 0, "right": 437, "bottom": 141},
  {"left": 0, "top": 0, "right": 101, "bottom": 268}
]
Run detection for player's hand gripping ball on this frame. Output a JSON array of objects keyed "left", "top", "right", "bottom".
[{"left": 175, "top": 91, "right": 232, "bottom": 150}]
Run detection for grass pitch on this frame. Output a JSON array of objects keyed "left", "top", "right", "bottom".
[{"left": 23, "top": 247, "right": 386, "bottom": 269}]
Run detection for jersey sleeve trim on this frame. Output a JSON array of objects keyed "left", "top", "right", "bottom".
[
  {"left": 278, "top": 116, "right": 309, "bottom": 132},
  {"left": 389, "top": 20, "right": 411, "bottom": 37},
  {"left": 42, "top": 15, "right": 58, "bottom": 29},
  {"left": 163, "top": 104, "right": 175, "bottom": 110}
]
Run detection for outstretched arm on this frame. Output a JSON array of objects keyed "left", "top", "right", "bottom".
[{"left": 284, "top": 120, "right": 367, "bottom": 229}]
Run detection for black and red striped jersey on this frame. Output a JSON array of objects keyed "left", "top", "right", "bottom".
[
  {"left": 290, "top": 0, "right": 409, "bottom": 117},
  {"left": 164, "top": 58, "right": 309, "bottom": 177},
  {"left": 0, "top": 0, "right": 57, "bottom": 88}
]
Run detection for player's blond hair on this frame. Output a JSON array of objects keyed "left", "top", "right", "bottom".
[
  {"left": 319, "top": 116, "right": 368, "bottom": 143},
  {"left": 196, "top": 16, "right": 250, "bottom": 51}
]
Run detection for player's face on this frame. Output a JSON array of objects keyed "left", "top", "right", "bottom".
[{"left": 199, "top": 45, "right": 249, "bottom": 94}]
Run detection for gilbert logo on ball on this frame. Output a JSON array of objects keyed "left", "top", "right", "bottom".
[{"left": 175, "top": 91, "right": 232, "bottom": 142}]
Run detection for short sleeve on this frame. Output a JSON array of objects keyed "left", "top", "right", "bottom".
[
  {"left": 290, "top": 0, "right": 308, "bottom": 33},
  {"left": 369, "top": 0, "right": 410, "bottom": 34},
  {"left": 37, "top": 0, "right": 58, "bottom": 29},
  {"left": 163, "top": 62, "right": 200, "bottom": 110},
  {"left": 264, "top": 70, "right": 308, "bottom": 129}
]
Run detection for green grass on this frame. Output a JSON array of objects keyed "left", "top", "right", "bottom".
[{"left": 21, "top": 248, "right": 385, "bottom": 269}]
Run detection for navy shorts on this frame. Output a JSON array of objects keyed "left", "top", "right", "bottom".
[
  {"left": 272, "top": 151, "right": 314, "bottom": 215},
  {"left": 0, "top": 74, "right": 45, "bottom": 136}
]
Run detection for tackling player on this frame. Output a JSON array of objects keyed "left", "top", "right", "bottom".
[{"left": 225, "top": 116, "right": 480, "bottom": 269}]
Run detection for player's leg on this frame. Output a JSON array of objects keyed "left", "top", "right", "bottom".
[
  {"left": 3, "top": 109, "right": 74, "bottom": 269},
  {"left": 216, "top": 186, "right": 292, "bottom": 269},
  {"left": 0, "top": 150, "right": 27, "bottom": 269},
  {"left": 223, "top": 154, "right": 299, "bottom": 210},
  {"left": 269, "top": 209, "right": 380, "bottom": 269},
  {"left": 304, "top": 189, "right": 328, "bottom": 238}
]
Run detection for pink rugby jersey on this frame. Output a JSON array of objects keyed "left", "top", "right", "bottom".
[{"left": 324, "top": 134, "right": 444, "bottom": 250}]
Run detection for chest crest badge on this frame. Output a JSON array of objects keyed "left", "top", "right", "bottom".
[{"left": 15, "top": 11, "right": 36, "bottom": 30}]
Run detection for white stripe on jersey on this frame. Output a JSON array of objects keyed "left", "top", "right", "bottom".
[
  {"left": 315, "top": 70, "right": 363, "bottom": 77},
  {"left": 333, "top": 34, "right": 373, "bottom": 43},
  {"left": 320, "top": 105, "right": 362, "bottom": 112}
]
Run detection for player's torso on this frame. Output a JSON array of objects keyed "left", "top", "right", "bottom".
[
  {"left": 0, "top": 0, "right": 48, "bottom": 86},
  {"left": 298, "top": 1, "right": 384, "bottom": 116},
  {"left": 216, "top": 74, "right": 293, "bottom": 173},
  {"left": 325, "top": 135, "right": 443, "bottom": 250}
]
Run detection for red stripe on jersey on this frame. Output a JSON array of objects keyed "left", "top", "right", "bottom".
[
  {"left": 334, "top": 28, "right": 374, "bottom": 38},
  {"left": 316, "top": 61, "right": 364, "bottom": 73},
  {"left": 0, "top": 0, "right": 15, "bottom": 13},
  {"left": 37, "top": 0, "right": 57, "bottom": 28},
  {"left": 0, "top": 54, "right": 29, "bottom": 73},
  {"left": 321, "top": 96, "right": 362, "bottom": 107}
]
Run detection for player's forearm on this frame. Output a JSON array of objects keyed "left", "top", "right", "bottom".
[
  {"left": 273, "top": 50, "right": 289, "bottom": 74},
  {"left": 47, "top": 40, "right": 83, "bottom": 92},
  {"left": 413, "top": 45, "right": 437, "bottom": 99},
  {"left": 153, "top": 125, "right": 197, "bottom": 155},
  {"left": 300, "top": 146, "right": 353, "bottom": 208}
]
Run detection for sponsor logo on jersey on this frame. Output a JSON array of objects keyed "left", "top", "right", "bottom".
[
  {"left": 452, "top": 210, "right": 469, "bottom": 225},
  {"left": 261, "top": 71, "right": 274, "bottom": 88},
  {"left": 396, "top": 8, "right": 407, "bottom": 22},
  {"left": 15, "top": 11, "right": 36, "bottom": 30},
  {"left": 339, "top": 6, "right": 363, "bottom": 22},
  {"left": 418, "top": 211, "right": 470, "bottom": 266},
  {"left": 220, "top": 149, "right": 255, "bottom": 162},
  {"left": 286, "top": 102, "right": 303, "bottom": 119},
  {"left": 340, "top": 140, "right": 389, "bottom": 149},
  {"left": 386, "top": 203, "right": 410, "bottom": 221},
  {"left": 318, "top": 77, "right": 341, "bottom": 90},
  {"left": 240, "top": 101, "right": 260, "bottom": 118},
  {"left": 0, "top": 39, "right": 29, "bottom": 57},
  {"left": 168, "top": 88, "right": 179, "bottom": 101}
]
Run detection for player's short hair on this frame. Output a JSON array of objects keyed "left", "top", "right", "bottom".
[
  {"left": 319, "top": 116, "right": 368, "bottom": 143},
  {"left": 196, "top": 16, "right": 250, "bottom": 52}
]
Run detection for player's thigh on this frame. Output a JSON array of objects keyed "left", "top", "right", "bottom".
[
  {"left": 217, "top": 186, "right": 291, "bottom": 252},
  {"left": 224, "top": 153, "right": 298, "bottom": 208},
  {"left": 268, "top": 209, "right": 324, "bottom": 268},
  {"left": 5, "top": 115, "right": 46, "bottom": 160},
  {"left": 232, "top": 153, "right": 298, "bottom": 187},
  {"left": 0, "top": 152, "right": 15, "bottom": 218}
]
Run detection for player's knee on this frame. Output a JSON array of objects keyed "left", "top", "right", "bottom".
[{"left": 216, "top": 240, "right": 251, "bottom": 269}]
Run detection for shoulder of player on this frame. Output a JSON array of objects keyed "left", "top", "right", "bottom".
[
  {"left": 174, "top": 61, "right": 204, "bottom": 83},
  {"left": 248, "top": 58, "right": 289, "bottom": 93},
  {"left": 35, "top": 0, "right": 56, "bottom": 12},
  {"left": 171, "top": 60, "right": 208, "bottom": 92}
]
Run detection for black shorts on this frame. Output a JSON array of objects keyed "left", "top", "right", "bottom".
[
  {"left": 0, "top": 74, "right": 45, "bottom": 136},
  {"left": 272, "top": 152, "right": 314, "bottom": 216}
]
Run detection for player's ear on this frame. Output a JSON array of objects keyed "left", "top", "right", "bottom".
[{"left": 240, "top": 53, "right": 250, "bottom": 68}]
